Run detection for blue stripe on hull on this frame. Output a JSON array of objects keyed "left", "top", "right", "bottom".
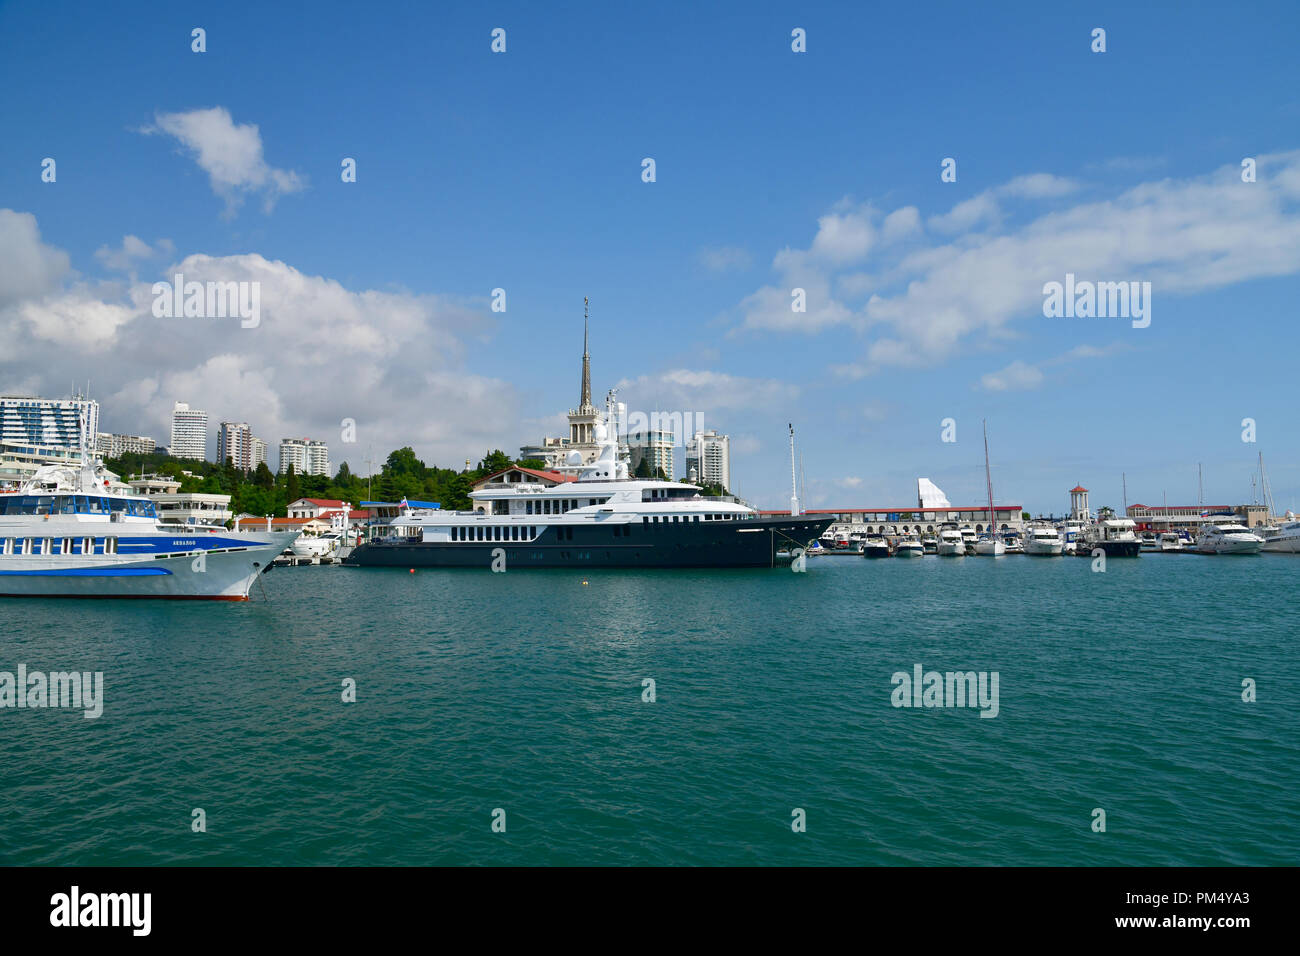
[{"left": 0, "top": 567, "right": 172, "bottom": 577}]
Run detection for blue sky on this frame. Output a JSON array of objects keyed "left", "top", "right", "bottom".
[{"left": 2, "top": 0, "right": 1298, "bottom": 514}]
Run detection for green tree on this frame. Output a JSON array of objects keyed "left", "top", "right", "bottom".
[
  {"left": 253, "top": 461, "right": 275, "bottom": 489},
  {"left": 477, "top": 450, "right": 511, "bottom": 475},
  {"left": 286, "top": 464, "right": 301, "bottom": 504},
  {"left": 634, "top": 458, "right": 653, "bottom": 478}
]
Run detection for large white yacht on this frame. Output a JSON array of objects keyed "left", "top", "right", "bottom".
[
  {"left": 346, "top": 393, "right": 833, "bottom": 570},
  {"left": 1196, "top": 523, "right": 1263, "bottom": 554},
  {"left": 1260, "top": 515, "right": 1300, "bottom": 553},
  {"left": 1023, "top": 523, "right": 1063, "bottom": 556},
  {"left": 0, "top": 454, "right": 292, "bottom": 600}
]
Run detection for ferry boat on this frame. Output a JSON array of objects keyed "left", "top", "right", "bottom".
[
  {"left": 345, "top": 395, "right": 833, "bottom": 570},
  {"left": 0, "top": 458, "right": 292, "bottom": 600}
]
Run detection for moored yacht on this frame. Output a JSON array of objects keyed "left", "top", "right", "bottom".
[
  {"left": 1082, "top": 518, "right": 1141, "bottom": 557},
  {"left": 972, "top": 421, "right": 1005, "bottom": 556},
  {"left": 345, "top": 392, "right": 833, "bottom": 570},
  {"left": 1196, "top": 523, "right": 1262, "bottom": 555},
  {"left": 1259, "top": 516, "right": 1300, "bottom": 553},
  {"left": 893, "top": 534, "right": 924, "bottom": 558},
  {"left": 1023, "top": 523, "right": 1063, "bottom": 556},
  {"left": 936, "top": 526, "right": 965, "bottom": 556},
  {"left": 861, "top": 535, "right": 890, "bottom": 558}
]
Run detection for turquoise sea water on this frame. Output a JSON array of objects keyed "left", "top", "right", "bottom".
[{"left": 1, "top": 553, "right": 1297, "bottom": 866}]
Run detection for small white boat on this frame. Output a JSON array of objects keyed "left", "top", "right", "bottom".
[
  {"left": 1058, "top": 518, "right": 1088, "bottom": 554},
  {"left": 1002, "top": 532, "right": 1024, "bottom": 554},
  {"left": 1023, "top": 524, "right": 1063, "bottom": 556},
  {"left": 921, "top": 535, "right": 938, "bottom": 554},
  {"left": 894, "top": 534, "right": 924, "bottom": 558},
  {"left": 1196, "top": 523, "right": 1262, "bottom": 555},
  {"left": 1159, "top": 532, "right": 1188, "bottom": 551},
  {"left": 937, "top": 527, "right": 965, "bottom": 556},
  {"left": 861, "top": 536, "right": 890, "bottom": 558},
  {"left": 291, "top": 530, "right": 342, "bottom": 558},
  {"left": 973, "top": 534, "right": 1006, "bottom": 556},
  {"left": 1138, "top": 531, "right": 1160, "bottom": 551}
]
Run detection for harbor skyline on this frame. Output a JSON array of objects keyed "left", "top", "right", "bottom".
[{"left": 2, "top": 2, "right": 1298, "bottom": 516}]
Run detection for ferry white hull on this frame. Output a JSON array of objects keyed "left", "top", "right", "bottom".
[
  {"left": 936, "top": 541, "right": 965, "bottom": 556},
  {"left": 0, "top": 532, "right": 293, "bottom": 600}
]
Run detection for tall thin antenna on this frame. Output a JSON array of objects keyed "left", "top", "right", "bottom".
[
  {"left": 1122, "top": 472, "right": 1127, "bottom": 513},
  {"left": 1198, "top": 463, "right": 1204, "bottom": 507},
  {"left": 788, "top": 424, "right": 799, "bottom": 516}
]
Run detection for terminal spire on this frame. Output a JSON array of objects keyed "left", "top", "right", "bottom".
[{"left": 579, "top": 297, "right": 593, "bottom": 414}]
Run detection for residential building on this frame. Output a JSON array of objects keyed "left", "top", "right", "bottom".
[
  {"left": 686, "top": 430, "right": 730, "bottom": 489},
  {"left": 0, "top": 395, "right": 99, "bottom": 449},
  {"left": 96, "top": 432, "right": 156, "bottom": 459},
  {"left": 170, "top": 402, "right": 208, "bottom": 460},
  {"left": 217, "top": 421, "right": 253, "bottom": 470},
  {"left": 627, "top": 429, "right": 674, "bottom": 480},
  {"left": 279, "top": 438, "right": 330, "bottom": 476},
  {"left": 250, "top": 437, "right": 267, "bottom": 469}
]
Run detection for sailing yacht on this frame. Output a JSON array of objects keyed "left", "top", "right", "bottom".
[{"left": 973, "top": 421, "right": 1006, "bottom": 556}]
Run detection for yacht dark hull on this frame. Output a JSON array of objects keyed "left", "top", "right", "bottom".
[
  {"left": 1088, "top": 540, "right": 1141, "bottom": 557},
  {"left": 345, "top": 516, "right": 835, "bottom": 569}
]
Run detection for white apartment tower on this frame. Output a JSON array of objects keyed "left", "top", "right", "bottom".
[
  {"left": 279, "top": 437, "right": 331, "bottom": 476},
  {"left": 170, "top": 402, "right": 208, "bottom": 460},
  {"left": 1, "top": 395, "right": 99, "bottom": 449},
  {"left": 686, "top": 430, "right": 730, "bottom": 490},
  {"left": 217, "top": 421, "right": 253, "bottom": 470}
]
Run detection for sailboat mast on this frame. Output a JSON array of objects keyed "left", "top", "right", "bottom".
[
  {"left": 789, "top": 424, "right": 800, "bottom": 517},
  {"left": 983, "top": 419, "right": 994, "bottom": 529}
]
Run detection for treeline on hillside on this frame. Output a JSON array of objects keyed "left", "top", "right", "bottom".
[{"left": 103, "top": 448, "right": 545, "bottom": 518}]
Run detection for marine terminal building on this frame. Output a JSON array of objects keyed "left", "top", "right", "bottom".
[{"left": 759, "top": 505, "right": 1026, "bottom": 535}]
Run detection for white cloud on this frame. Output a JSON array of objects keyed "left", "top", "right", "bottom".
[
  {"left": 738, "top": 151, "right": 1300, "bottom": 371},
  {"left": 698, "top": 245, "right": 752, "bottom": 272},
  {"left": 614, "top": 369, "right": 799, "bottom": 413},
  {"left": 142, "top": 107, "right": 306, "bottom": 215},
  {"left": 0, "top": 209, "right": 70, "bottom": 307},
  {"left": 94, "top": 235, "right": 175, "bottom": 273},
  {"left": 0, "top": 220, "right": 526, "bottom": 467},
  {"left": 881, "top": 206, "right": 923, "bottom": 242},
  {"left": 980, "top": 360, "right": 1045, "bottom": 392}
]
